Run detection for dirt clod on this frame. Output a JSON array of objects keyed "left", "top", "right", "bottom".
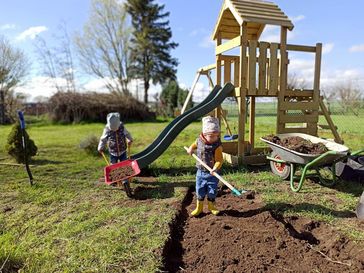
[{"left": 263, "top": 135, "right": 329, "bottom": 154}]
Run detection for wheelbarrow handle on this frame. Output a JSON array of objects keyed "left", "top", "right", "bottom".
[
  {"left": 184, "top": 146, "right": 243, "bottom": 196},
  {"left": 100, "top": 151, "right": 110, "bottom": 166}
]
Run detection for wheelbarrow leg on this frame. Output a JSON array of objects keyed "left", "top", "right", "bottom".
[{"left": 289, "top": 163, "right": 306, "bottom": 192}]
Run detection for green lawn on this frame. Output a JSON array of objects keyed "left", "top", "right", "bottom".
[{"left": 0, "top": 117, "right": 363, "bottom": 272}]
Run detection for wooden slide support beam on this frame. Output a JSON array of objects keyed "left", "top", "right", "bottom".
[
  {"left": 215, "top": 36, "right": 241, "bottom": 55},
  {"left": 181, "top": 72, "right": 201, "bottom": 114}
]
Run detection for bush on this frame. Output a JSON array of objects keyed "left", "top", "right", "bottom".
[
  {"left": 79, "top": 135, "right": 99, "bottom": 156},
  {"left": 48, "top": 92, "right": 156, "bottom": 123},
  {"left": 5, "top": 122, "right": 37, "bottom": 163}
]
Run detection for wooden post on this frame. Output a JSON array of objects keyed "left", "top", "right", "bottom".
[
  {"left": 249, "top": 96, "right": 256, "bottom": 152},
  {"left": 215, "top": 32, "right": 222, "bottom": 119},
  {"left": 238, "top": 23, "right": 248, "bottom": 157},
  {"left": 308, "top": 43, "right": 322, "bottom": 135},
  {"left": 181, "top": 71, "right": 201, "bottom": 114},
  {"left": 277, "top": 27, "right": 288, "bottom": 134}
]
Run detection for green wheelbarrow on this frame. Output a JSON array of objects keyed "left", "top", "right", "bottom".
[{"left": 261, "top": 133, "right": 364, "bottom": 193}]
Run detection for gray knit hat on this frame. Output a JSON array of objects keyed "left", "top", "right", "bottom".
[
  {"left": 107, "top": 112, "right": 121, "bottom": 131},
  {"left": 202, "top": 116, "right": 220, "bottom": 134}
]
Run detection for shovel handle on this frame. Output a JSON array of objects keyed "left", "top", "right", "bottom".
[
  {"left": 184, "top": 146, "right": 242, "bottom": 195},
  {"left": 100, "top": 151, "right": 110, "bottom": 166}
]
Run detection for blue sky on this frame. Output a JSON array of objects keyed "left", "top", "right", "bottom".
[{"left": 1, "top": 0, "right": 364, "bottom": 101}]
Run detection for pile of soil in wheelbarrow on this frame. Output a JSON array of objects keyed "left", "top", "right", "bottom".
[
  {"left": 163, "top": 189, "right": 364, "bottom": 272},
  {"left": 109, "top": 166, "right": 134, "bottom": 181},
  {"left": 263, "top": 135, "right": 328, "bottom": 154}
]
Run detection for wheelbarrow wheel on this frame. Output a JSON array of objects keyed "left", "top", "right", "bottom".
[{"left": 270, "top": 151, "right": 293, "bottom": 180}]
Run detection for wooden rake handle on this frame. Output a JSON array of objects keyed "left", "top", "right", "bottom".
[
  {"left": 184, "top": 146, "right": 242, "bottom": 196},
  {"left": 100, "top": 151, "right": 110, "bottom": 166}
]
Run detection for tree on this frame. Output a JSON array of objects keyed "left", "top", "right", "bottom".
[
  {"left": 0, "top": 36, "right": 30, "bottom": 124},
  {"left": 126, "top": 0, "right": 178, "bottom": 103},
  {"left": 160, "top": 80, "right": 191, "bottom": 117},
  {"left": 74, "top": 0, "right": 132, "bottom": 95},
  {"left": 34, "top": 21, "right": 76, "bottom": 93}
]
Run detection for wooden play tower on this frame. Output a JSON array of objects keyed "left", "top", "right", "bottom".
[{"left": 183, "top": 0, "right": 342, "bottom": 165}]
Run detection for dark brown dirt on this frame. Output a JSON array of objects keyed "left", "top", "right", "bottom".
[
  {"left": 264, "top": 135, "right": 328, "bottom": 154},
  {"left": 163, "top": 189, "right": 364, "bottom": 273}
]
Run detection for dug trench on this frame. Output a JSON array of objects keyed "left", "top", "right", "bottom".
[{"left": 162, "top": 187, "right": 364, "bottom": 273}]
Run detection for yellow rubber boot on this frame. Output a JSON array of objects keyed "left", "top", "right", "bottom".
[
  {"left": 208, "top": 201, "right": 220, "bottom": 215},
  {"left": 191, "top": 200, "right": 203, "bottom": 217}
]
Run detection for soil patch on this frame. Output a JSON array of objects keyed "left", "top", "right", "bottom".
[
  {"left": 263, "top": 135, "right": 328, "bottom": 154},
  {"left": 163, "top": 189, "right": 364, "bottom": 272}
]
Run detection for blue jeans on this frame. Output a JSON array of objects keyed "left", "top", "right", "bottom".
[
  {"left": 110, "top": 152, "right": 127, "bottom": 164},
  {"left": 196, "top": 169, "right": 219, "bottom": 201}
]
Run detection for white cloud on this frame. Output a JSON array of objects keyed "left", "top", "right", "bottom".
[
  {"left": 1, "top": 24, "right": 16, "bottom": 30},
  {"left": 260, "top": 25, "right": 295, "bottom": 43},
  {"left": 322, "top": 43, "right": 334, "bottom": 54},
  {"left": 199, "top": 35, "right": 214, "bottom": 48},
  {"left": 291, "top": 15, "right": 305, "bottom": 22},
  {"left": 15, "top": 76, "right": 61, "bottom": 101},
  {"left": 349, "top": 44, "right": 364, "bottom": 52},
  {"left": 16, "top": 26, "right": 48, "bottom": 41}
]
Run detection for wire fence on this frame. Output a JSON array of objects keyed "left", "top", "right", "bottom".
[{"left": 220, "top": 98, "right": 364, "bottom": 150}]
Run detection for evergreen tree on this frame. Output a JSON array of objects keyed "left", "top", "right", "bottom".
[
  {"left": 5, "top": 122, "right": 37, "bottom": 163},
  {"left": 160, "top": 80, "right": 192, "bottom": 117},
  {"left": 126, "top": 0, "right": 178, "bottom": 104}
]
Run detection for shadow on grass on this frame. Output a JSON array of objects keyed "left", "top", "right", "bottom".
[
  {"left": 31, "top": 159, "right": 64, "bottom": 165},
  {"left": 0, "top": 256, "right": 23, "bottom": 273},
  {"left": 132, "top": 179, "right": 194, "bottom": 200}
]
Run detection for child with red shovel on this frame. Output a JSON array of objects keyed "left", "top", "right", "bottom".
[
  {"left": 186, "top": 116, "right": 223, "bottom": 216},
  {"left": 98, "top": 112, "right": 133, "bottom": 195}
]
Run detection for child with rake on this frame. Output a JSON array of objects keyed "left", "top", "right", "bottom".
[{"left": 186, "top": 116, "right": 223, "bottom": 216}]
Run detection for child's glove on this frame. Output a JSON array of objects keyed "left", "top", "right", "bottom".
[{"left": 186, "top": 147, "right": 194, "bottom": 155}]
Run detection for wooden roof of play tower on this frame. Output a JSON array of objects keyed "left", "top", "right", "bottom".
[{"left": 212, "top": 0, "right": 294, "bottom": 40}]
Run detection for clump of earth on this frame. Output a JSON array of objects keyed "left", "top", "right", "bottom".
[
  {"left": 109, "top": 165, "right": 134, "bottom": 181},
  {"left": 263, "top": 135, "right": 328, "bottom": 154}
]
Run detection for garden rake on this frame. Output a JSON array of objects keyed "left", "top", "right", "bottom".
[{"left": 184, "top": 146, "right": 247, "bottom": 196}]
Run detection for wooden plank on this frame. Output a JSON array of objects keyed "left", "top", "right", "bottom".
[
  {"left": 319, "top": 97, "right": 343, "bottom": 143},
  {"left": 285, "top": 44, "right": 316, "bottom": 53},
  {"left": 238, "top": 23, "right": 248, "bottom": 157},
  {"left": 224, "top": 59, "right": 231, "bottom": 84},
  {"left": 215, "top": 32, "right": 222, "bottom": 119},
  {"left": 258, "top": 41, "right": 269, "bottom": 94},
  {"left": 243, "top": 16, "right": 293, "bottom": 29},
  {"left": 249, "top": 97, "right": 256, "bottom": 149},
  {"left": 256, "top": 24, "right": 266, "bottom": 39},
  {"left": 234, "top": 59, "right": 240, "bottom": 87},
  {"left": 280, "top": 101, "right": 319, "bottom": 110},
  {"left": 281, "top": 127, "right": 310, "bottom": 134},
  {"left": 235, "top": 8, "right": 288, "bottom": 20},
  {"left": 218, "top": 25, "right": 240, "bottom": 33},
  {"left": 230, "top": 0, "right": 279, "bottom": 9},
  {"left": 215, "top": 36, "right": 241, "bottom": 55},
  {"left": 232, "top": 4, "right": 285, "bottom": 15},
  {"left": 220, "top": 55, "right": 240, "bottom": 61},
  {"left": 277, "top": 27, "right": 288, "bottom": 134},
  {"left": 268, "top": 43, "right": 278, "bottom": 95},
  {"left": 285, "top": 90, "right": 314, "bottom": 97},
  {"left": 248, "top": 40, "right": 257, "bottom": 95},
  {"left": 200, "top": 63, "right": 216, "bottom": 72},
  {"left": 280, "top": 114, "right": 319, "bottom": 123},
  {"left": 181, "top": 72, "right": 200, "bottom": 114},
  {"left": 310, "top": 43, "right": 322, "bottom": 136}
]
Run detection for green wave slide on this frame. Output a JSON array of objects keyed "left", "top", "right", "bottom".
[{"left": 131, "top": 83, "right": 235, "bottom": 169}]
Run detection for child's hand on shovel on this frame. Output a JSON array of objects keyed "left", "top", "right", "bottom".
[{"left": 210, "top": 167, "right": 217, "bottom": 175}]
